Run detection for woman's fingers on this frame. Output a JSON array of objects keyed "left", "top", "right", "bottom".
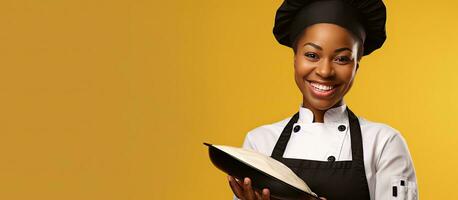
[
  {"left": 255, "top": 190, "right": 262, "bottom": 199},
  {"left": 233, "top": 176, "right": 243, "bottom": 186},
  {"left": 319, "top": 197, "right": 327, "bottom": 200},
  {"left": 228, "top": 175, "right": 244, "bottom": 199},
  {"left": 261, "top": 188, "right": 270, "bottom": 200},
  {"left": 256, "top": 188, "right": 270, "bottom": 200},
  {"left": 243, "top": 177, "right": 257, "bottom": 200},
  {"left": 228, "top": 176, "right": 270, "bottom": 200}
]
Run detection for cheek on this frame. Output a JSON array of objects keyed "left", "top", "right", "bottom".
[
  {"left": 293, "top": 57, "right": 301, "bottom": 79},
  {"left": 294, "top": 68, "right": 303, "bottom": 87},
  {"left": 294, "top": 60, "right": 314, "bottom": 92},
  {"left": 294, "top": 65, "right": 306, "bottom": 89},
  {"left": 294, "top": 57, "right": 312, "bottom": 77},
  {"left": 294, "top": 64, "right": 307, "bottom": 86},
  {"left": 335, "top": 67, "right": 356, "bottom": 90}
]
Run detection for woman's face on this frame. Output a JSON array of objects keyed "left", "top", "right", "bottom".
[{"left": 294, "top": 23, "right": 360, "bottom": 111}]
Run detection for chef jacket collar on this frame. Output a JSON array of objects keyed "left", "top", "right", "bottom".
[{"left": 298, "top": 103, "right": 348, "bottom": 124}]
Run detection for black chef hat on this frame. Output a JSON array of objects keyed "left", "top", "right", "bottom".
[{"left": 273, "top": 0, "right": 386, "bottom": 56}]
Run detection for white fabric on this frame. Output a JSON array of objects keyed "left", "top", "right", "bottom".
[{"left": 232, "top": 104, "right": 418, "bottom": 200}]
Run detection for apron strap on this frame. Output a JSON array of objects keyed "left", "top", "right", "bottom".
[
  {"left": 347, "top": 108, "right": 365, "bottom": 164},
  {"left": 270, "top": 112, "right": 299, "bottom": 160}
]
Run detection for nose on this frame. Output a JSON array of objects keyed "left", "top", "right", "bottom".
[{"left": 315, "top": 59, "right": 335, "bottom": 78}]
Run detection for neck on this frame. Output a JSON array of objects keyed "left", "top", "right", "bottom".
[
  {"left": 309, "top": 107, "right": 326, "bottom": 123},
  {"left": 302, "top": 99, "right": 344, "bottom": 123}
]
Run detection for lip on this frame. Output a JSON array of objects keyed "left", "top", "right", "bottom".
[{"left": 307, "top": 80, "right": 338, "bottom": 98}]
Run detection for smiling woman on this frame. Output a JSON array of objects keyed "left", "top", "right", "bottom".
[{"left": 227, "top": 0, "right": 418, "bottom": 200}]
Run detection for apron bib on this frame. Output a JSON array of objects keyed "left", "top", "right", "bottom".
[{"left": 271, "top": 108, "right": 371, "bottom": 200}]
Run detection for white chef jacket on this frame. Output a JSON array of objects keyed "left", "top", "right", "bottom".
[{"left": 232, "top": 104, "right": 418, "bottom": 200}]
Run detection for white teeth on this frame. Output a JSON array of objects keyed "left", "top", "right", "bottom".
[{"left": 310, "top": 82, "right": 334, "bottom": 91}]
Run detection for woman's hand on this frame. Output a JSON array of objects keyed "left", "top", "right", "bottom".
[
  {"left": 228, "top": 175, "right": 327, "bottom": 200},
  {"left": 228, "top": 175, "right": 270, "bottom": 200}
]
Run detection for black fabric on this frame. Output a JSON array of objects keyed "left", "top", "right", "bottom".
[
  {"left": 290, "top": 0, "right": 366, "bottom": 45},
  {"left": 273, "top": 0, "right": 386, "bottom": 56},
  {"left": 270, "top": 108, "right": 371, "bottom": 200}
]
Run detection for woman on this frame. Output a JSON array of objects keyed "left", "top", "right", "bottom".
[{"left": 228, "top": 0, "right": 418, "bottom": 200}]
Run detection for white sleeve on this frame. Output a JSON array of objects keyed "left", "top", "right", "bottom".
[
  {"left": 232, "top": 133, "right": 257, "bottom": 200},
  {"left": 242, "top": 132, "right": 256, "bottom": 150},
  {"left": 374, "top": 133, "right": 418, "bottom": 200}
]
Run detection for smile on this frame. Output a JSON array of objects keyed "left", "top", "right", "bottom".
[
  {"left": 307, "top": 81, "right": 337, "bottom": 97},
  {"left": 310, "top": 82, "right": 334, "bottom": 91}
]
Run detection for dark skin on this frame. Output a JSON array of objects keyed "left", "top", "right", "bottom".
[
  {"left": 228, "top": 23, "right": 362, "bottom": 199},
  {"left": 294, "top": 23, "right": 361, "bottom": 123}
]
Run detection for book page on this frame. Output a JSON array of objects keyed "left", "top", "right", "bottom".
[{"left": 214, "top": 145, "right": 313, "bottom": 194}]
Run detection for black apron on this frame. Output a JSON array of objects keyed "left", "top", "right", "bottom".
[{"left": 271, "top": 108, "right": 371, "bottom": 200}]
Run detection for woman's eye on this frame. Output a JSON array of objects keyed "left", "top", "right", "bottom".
[
  {"left": 304, "top": 53, "right": 319, "bottom": 60},
  {"left": 334, "top": 56, "right": 352, "bottom": 64}
]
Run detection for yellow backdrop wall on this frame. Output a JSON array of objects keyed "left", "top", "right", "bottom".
[{"left": 0, "top": 0, "right": 456, "bottom": 199}]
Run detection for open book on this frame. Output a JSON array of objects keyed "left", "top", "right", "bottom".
[{"left": 204, "top": 143, "right": 320, "bottom": 200}]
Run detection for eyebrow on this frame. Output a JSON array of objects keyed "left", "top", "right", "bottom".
[
  {"left": 303, "top": 42, "right": 353, "bottom": 53},
  {"left": 303, "top": 42, "right": 322, "bottom": 50},
  {"left": 334, "top": 47, "right": 353, "bottom": 53}
]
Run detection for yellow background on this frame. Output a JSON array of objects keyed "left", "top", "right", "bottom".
[{"left": 0, "top": 0, "right": 456, "bottom": 199}]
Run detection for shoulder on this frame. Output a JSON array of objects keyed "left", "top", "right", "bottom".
[
  {"left": 242, "top": 115, "right": 292, "bottom": 155},
  {"left": 357, "top": 115, "right": 411, "bottom": 151},
  {"left": 357, "top": 116, "right": 413, "bottom": 168},
  {"left": 247, "top": 116, "right": 291, "bottom": 137},
  {"left": 358, "top": 116, "right": 404, "bottom": 142}
]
